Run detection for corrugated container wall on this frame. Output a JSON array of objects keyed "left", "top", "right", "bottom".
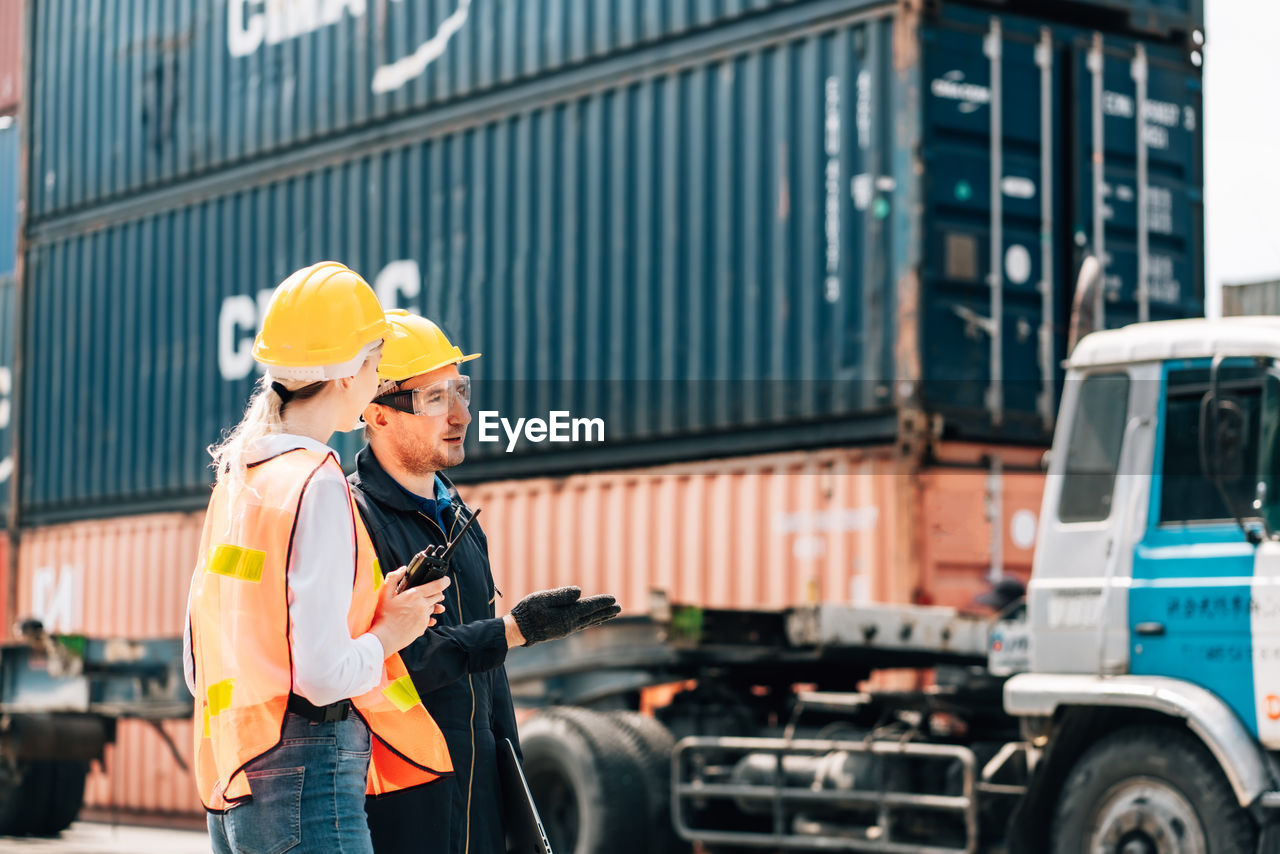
[
  {"left": 0, "top": 117, "right": 16, "bottom": 522},
  {"left": 1222, "top": 280, "right": 1280, "bottom": 317},
  {"left": 18, "top": 444, "right": 1040, "bottom": 817},
  {"left": 23, "top": 1, "right": 1204, "bottom": 522},
  {"left": 471, "top": 442, "right": 1044, "bottom": 614},
  {"left": 0, "top": 116, "right": 15, "bottom": 273},
  {"left": 16, "top": 513, "right": 205, "bottom": 816},
  {"left": 25, "top": 0, "right": 1203, "bottom": 220},
  {"left": 0, "top": 0, "right": 20, "bottom": 115}
]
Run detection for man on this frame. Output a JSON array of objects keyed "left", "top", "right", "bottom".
[{"left": 351, "top": 310, "right": 620, "bottom": 854}]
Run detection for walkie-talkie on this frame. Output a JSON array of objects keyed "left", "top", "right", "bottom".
[{"left": 403, "top": 508, "right": 482, "bottom": 588}]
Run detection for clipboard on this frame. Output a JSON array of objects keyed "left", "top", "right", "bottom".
[{"left": 498, "top": 737, "right": 554, "bottom": 854}]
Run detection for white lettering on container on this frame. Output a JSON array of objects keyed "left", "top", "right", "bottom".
[
  {"left": 32, "top": 565, "right": 82, "bottom": 634},
  {"left": 1148, "top": 254, "right": 1181, "bottom": 304},
  {"left": 774, "top": 507, "right": 880, "bottom": 535},
  {"left": 1147, "top": 185, "right": 1173, "bottom": 235},
  {"left": 824, "top": 76, "right": 841, "bottom": 304},
  {"left": 374, "top": 260, "right": 422, "bottom": 310},
  {"left": 856, "top": 70, "right": 871, "bottom": 151},
  {"left": 227, "top": 0, "right": 368, "bottom": 59},
  {"left": 371, "top": 0, "right": 472, "bottom": 94},
  {"left": 931, "top": 72, "right": 991, "bottom": 106}
]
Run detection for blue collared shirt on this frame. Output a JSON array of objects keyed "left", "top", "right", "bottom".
[{"left": 394, "top": 474, "right": 453, "bottom": 532}]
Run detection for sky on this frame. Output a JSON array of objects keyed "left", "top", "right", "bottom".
[{"left": 1204, "top": 1, "right": 1280, "bottom": 315}]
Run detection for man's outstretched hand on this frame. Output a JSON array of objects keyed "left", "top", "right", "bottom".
[{"left": 506, "top": 586, "right": 621, "bottom": 647}]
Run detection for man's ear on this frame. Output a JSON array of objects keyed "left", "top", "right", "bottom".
[{"left": 363, "top": 403, "right": 388, "bottom": 430}]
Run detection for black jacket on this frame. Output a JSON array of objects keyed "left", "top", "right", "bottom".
[{"left": 350, "top": 447, "right": 520, "bottom": 854}]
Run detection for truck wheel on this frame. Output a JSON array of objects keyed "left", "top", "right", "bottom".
[
  {"left": 33, "top": 761, "right": 89, "bottom": 836},
  {"left": 607, "top": 711, "right": 690, "bottom": 854},
  {"left": 520, "top": 707, "right": 648, "bottom": 854},
  {"left": 1050, "top": 726, "right": 1256, "bottom": 854},
  {"left": 0, "top": 760, "right": 88, "bottom": 837}
]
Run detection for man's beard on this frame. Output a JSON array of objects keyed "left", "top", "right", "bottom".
[{"left": 393, "top": 434, "right": 463, "bottom": 475}]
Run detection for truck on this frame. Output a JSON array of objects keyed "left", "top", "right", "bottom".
[
  {"left": 0, "top": 628, "right": 189, "bottom": 835},
  {"left": 506, "top": 314, "right": 1280, "bottom": 854}
]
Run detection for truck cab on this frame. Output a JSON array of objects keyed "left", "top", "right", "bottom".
[
  {"left": 1006, "top": 316, "right": 1280, "bottom": 852},
  {"left": 508, "top": 318, "right": 1280, "bottom": 854}
]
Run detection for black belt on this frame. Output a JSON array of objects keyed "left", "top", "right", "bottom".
[{"left": 287, "top": 693, "right": 352, "bottom": 723}]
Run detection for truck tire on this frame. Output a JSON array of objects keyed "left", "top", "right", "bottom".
[
  {"left": 1050, "top": 726, "right": 1256, "bottom": 854},
  {"left": 606, "top": 711, "right": 690, "bottom": 854},
  {"left": 33, "top": 761, "right": 89, "bottom": 836},
  {"left": 520, "top": 707, "right": 648, "bottom": 854},
  {"left": 0, "top": 760, "right": 89, "bottom": 837}
]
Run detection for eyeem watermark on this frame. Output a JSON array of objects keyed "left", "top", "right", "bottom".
[{"left": 478, "top": 411, "right": 605, "bottom": 453}]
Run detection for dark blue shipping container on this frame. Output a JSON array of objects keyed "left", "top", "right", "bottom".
[
  {"left": 21, "top": 1, "right": 1204, "bottom": 521},
  {"left": 26, "top": 0, "right": 1202, "bottom": 221}
]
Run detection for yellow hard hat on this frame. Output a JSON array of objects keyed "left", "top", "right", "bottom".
[
  {"left": 377, "top": 310, "right": 480, "bottom": 382},
  {"left": 253, "top": 261, "right": 390, "bottom": 381}
]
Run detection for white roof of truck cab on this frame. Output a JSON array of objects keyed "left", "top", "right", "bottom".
[{"left": 1067, "top": 316, "right": 1280, "bottom": 369}]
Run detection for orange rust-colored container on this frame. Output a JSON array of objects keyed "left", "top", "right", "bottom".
[
  {"left": 13, "top": 442, "right": 1044, "bottom": 818},
  {"left": 16, "top": 512, "right": 205, "bottom": 817},
  {"left": 0, "top": 0, "right": 19, "bottom": 115},
  {"left": 469, "top": 441, "right": 1044, "bottom": 615}
]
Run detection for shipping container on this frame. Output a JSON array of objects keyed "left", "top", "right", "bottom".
[
  {"left": 0, "top": 116, "right": 16, "bottom": 523},
  {"left": 0, "top": 0, "right": 20, "bottom": 115},
  {"left": 1222, "top": 279, "right": 1280, "bottom": 317},
  {"left": 0, "top": 114, "right": 15, "bottom": 275},
  {"left": 24, "top": 0, "right": 1203, "bottom": 221},
  {"left": 84, "top": 719, "right": 201, "bottom": 818},
  {"left": 27, "top": 442, "right": 1041, "bottom": 817},
  {"left": 470, "top": 441, "right": 1043, "bottom": 614},
  {"left": 14, "top": 512, "right": 201, "bottom": 637},
  {"left": 15, "top": 513, "right": 203, "bottom": 816},
  {"left": 21, "top": 1, "right": 1203, "bottom": 522}
]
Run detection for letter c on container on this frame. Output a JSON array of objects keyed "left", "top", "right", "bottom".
[
  {"left": 227, "top": 0, "right": 267, "bottom": 58},
  {"left": 219, "top": 295, "right": 259, "bottom": 381}
]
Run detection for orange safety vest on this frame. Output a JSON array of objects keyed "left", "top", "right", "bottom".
[{"left": 187, "top": 447, "right": 452, "bottom": 811}]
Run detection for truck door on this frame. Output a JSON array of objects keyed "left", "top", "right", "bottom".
[
  {"left": 1030, "top": 364, "right": 1158, "bottom": 674},
  {"left": 1247, "top": 366, "right": 1280, "bottom": 748},
  {"left": 1129, "top": 361, "right": 1266, "bottom": 736}
]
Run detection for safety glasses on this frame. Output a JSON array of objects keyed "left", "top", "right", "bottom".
[{"left": 373, "top": 375, "right": 471, "bottom": 417}]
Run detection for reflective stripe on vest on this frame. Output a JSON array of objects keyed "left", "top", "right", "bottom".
[{"left": 188, "top": 448, "right": 452, "bottom": 810}]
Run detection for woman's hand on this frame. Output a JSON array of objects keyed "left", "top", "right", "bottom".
[{"left": 369, "top": 567, "right": 450, "bottom": 655}]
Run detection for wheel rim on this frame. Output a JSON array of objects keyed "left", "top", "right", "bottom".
[
  {"left": 529, "top": 770, "right": 580, "bottom": 852},
  {"left": 1089, "top": 776, "right": 1207, "bottom": 854}
]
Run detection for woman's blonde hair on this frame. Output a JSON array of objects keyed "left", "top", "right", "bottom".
[{"left": 208, "top": 374, "right": 323, "bottom": 489}]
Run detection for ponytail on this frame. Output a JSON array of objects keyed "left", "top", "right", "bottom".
[{"left": 209, "top": 374, "right": 325, "bottom": 490}]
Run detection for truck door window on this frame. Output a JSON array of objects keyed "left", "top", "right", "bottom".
[
  {"left": 1259, "top": 373, "right": 1280, "bottom": 533},
  {"left": 1059, "top": 373, "right": 1130, "bottom": 523},
  {"left": 1160, "top": 367, "right": 1264, "bottom": 524}
]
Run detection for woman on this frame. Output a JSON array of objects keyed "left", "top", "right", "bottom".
[{"left": 185, "top": 261, "right": 454, "bottom": 854}]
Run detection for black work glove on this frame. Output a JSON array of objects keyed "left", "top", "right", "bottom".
[{"left": 510, "top": 586, "right": 621, "bottom": 646}]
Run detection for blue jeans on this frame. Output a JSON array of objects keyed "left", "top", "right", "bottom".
[{"left": 208, "top": 711, "right": 374, "bottom": 854}]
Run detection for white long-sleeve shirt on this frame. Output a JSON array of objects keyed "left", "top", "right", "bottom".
[{"left": 184, "top": 434, "right": 386, "bottom": 706}]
